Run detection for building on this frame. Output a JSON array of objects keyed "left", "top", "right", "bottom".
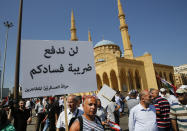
[
  {"left": 174, "top": 64, "right": 187, "bottom": 74},
  {"left": 70, "top": 0, "right": 175, "bottom": 93},
  {"left": 174, "top": 64, "right": 187, "bottom": 87}
]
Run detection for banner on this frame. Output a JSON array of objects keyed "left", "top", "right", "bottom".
[{"left": 20, "top": 40, "right": 97, "bottom": 98}]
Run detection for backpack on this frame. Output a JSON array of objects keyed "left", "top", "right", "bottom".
[{"left": 68, "top": 115, "right": 103, "bottom": 131}]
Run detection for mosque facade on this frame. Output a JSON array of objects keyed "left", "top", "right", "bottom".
[{"left": 70, "top": 0, "right": 175, "bottom": 93}]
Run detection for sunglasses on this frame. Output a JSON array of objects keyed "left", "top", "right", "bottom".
[{"left": 176, "top": 93, "right": 184, "bottom": 97}]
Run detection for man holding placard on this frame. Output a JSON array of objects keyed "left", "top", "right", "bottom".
[{"left": 56, "top": 95, "right": 83, "bottom": 131}]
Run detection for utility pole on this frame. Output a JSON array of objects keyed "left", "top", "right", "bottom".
[
  {"left": 14, "top": 0, "right": 23, "bottom": 100},
  {"left": 1, "top": 21, "right": 13, "bottom": 99}
]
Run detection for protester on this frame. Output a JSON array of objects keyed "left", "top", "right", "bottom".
[
  {"left": 56, "top": 95, "right": 83, "bottom": 131},
  {"left": 0, "top": 108, "right": 15, "bottom": 131},
  {"left": 160, "top": 88, "right": 178, "bottom": 105},
  {"left": 69, "top": 95, "right": 104, "bottom": 131},
  {"left": 129, "top": 90, "right": 157, "bottom": 131},
  {"left": 126, "top": 90, "right": 139, "bottom": 112},
  {"left": 150, "top": 89, "right": 171, "bottom": 131},
  {"left": 170, "top": 88, "right": 187, "bottom": 131},
  {"left": 9, "top": 99, "right": 32, "bottom": 131},
  {"left": 106, "top": 96, "right": 120, "bottom": 125},
  {"left": 35, "top": 98, "right": 45, "bottom": 131},
  {"left": 115, "top": 91, "right": 123, "bottom": 116},
  {"left": 54, "top": 96, "right": 61, "bottom": 116},
  {"left": 59, "top": 96, "right": 65, "bottom": 113},
  {"left": 42, "top": 97, "right": 49, "bottom": 131},
  {"left": 96, "top": 99, "right": 107, "bottom": 125},
  {"left": 125, "top": 90, "right": 139, "bottom": 101},
  {"left": 43, "top": 97, "right": 58, "bottom": 131},
  {"left": 25, "top": 98, "right": 31, "bottom": 109},
  {"left": 75, "top": 95, "right": 84, "bottom": 112}
]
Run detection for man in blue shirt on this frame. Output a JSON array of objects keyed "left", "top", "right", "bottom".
[{"left": 129, "top": 90, "right": 157, "bottom": 131}]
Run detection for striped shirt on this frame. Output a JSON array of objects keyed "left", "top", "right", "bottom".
[
  {"left": 153, "top": 96, "right": 171, "bottom": 128},
  {"left": 170, "top": 102, "right": 187, "bottom": 131},
  {"left": 79, "top": 115, "right": 104, "bottom": 131}
]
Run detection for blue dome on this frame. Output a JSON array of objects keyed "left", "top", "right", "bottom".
[{"left": 94, "top": 40, "right": 117, "bottom": 48}]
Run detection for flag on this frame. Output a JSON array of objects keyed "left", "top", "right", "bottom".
[
  {"left": 157, "top": 76, "right": 177, "bottom": 95},
  {"left": 108, "top": 121, "right": 122, "bottom": 131}
]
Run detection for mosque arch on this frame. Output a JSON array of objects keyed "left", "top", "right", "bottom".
[
  {"left": 110, "top": 70, "right": 118, "bottom": 91},
  {"left": 159, "top": 72, "right": 163, "bottom": 78},
  {"left": 135, "top": 70, "right": 141, "bottom": 90},
  {"left": 164, "top": 72, "right": 167, "bottom": 80},
  {"left": 119, "top": 69, "right": 128, "bottom": 91},
  {"left": 102, "top": 72, "right": 110, "bottom": 86},
  {"left": 96, "top": 74, "right": 102, "bottom": 90},
  {"left": 128, "top": 69, "right": 134, "bottom": 90}
]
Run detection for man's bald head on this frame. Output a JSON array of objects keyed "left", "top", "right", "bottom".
[
  {"left": 139, "top": 90, "right": 149, "bottom": 100},
  {"left": 139, "top": 90, "right": 152, "bottom": 106}
]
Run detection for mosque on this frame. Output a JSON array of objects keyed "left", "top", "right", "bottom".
[{"left": 70, "top": 0, "right": 175, "bottom": 93}]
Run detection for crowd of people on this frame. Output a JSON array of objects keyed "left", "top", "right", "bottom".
[{"left": 0, "top": 86, "right": 187, "bottom": 131}]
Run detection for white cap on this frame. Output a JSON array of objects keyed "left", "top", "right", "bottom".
[
  {"left": 176, "top": 88, "right": 187, "bottom": 94},
  {"left": 160, "top": 88, "right": 166, "bottom": 92}
]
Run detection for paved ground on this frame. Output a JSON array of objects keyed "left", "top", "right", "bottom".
[{"left": 27, "top": 113, "right": 129, "bottom": 131}]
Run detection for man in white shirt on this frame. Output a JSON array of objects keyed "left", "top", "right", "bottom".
[
  {"left": 160, "top": 88, "right": 178, "bottom": 105},
  {"left": 129, "top": 90, "right": 157, "bottom": 131},
  {"left": 35, "top": 98, "right": 45, "bottom": 131},
  {"left": 56, "top": 95, "right": 83, "bottom": 131}
]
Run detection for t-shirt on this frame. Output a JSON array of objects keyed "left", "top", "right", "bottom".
[
  {"left": 77, "top": 115, "right": 104, "bottom": 131},
  {"left": 170, "top": 102, "right": 187, "bottom": 131},
  {"left": 126, "top": 98, "right": 139, "bottom": 111},
  {"left": 96, "top": 106, "right": 106, "bottom": 122},
  {"left": 12, "top": 108, "right": 31, "bottom": 131},
  {"left": 106, "top": 102, "right": 119, "bottom": 123},
  {"left": 153, "top": 96, "right": 170, "bottom": 128}
]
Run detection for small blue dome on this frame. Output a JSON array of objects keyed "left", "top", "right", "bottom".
[{"left": 94, "top": 40, "right": 117, "bottom": 48}]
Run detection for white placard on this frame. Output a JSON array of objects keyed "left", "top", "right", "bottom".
[
  {"left": 97, "top": 84, "right": 116, "bottom": 108},
  {"left": 20, "top": 40, "right": 97, "bottom": 98}
]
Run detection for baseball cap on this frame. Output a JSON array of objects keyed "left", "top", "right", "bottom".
[
  {"left": 130, "top": 89, "right": 137, "bottom": 94},
  {"left": 176, "top": 88, "right": 187, "bottom": 94}
]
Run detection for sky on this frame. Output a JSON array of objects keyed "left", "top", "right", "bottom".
[{"left": 0, "top": 0, "right": 187, "bottom": 89}]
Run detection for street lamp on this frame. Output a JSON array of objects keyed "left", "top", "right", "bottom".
[{"left": 0, "top": 21, "right": 13, "bottom": 99}]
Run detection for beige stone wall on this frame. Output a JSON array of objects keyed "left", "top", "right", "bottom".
[{"left": 135, "top": 54, "right": 158, "bottom": 90}]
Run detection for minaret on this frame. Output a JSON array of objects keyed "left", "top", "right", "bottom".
[
  {"left": 88, "top": 30, "right": 92, "bottom": 41},
  {"left": 70, "top": 10, "right": 78, "bottom": 41},
  {"left": 118, "top": 0, "right": 133, "bottom": 58}
]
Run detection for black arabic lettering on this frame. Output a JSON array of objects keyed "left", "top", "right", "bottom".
[
  {"left": 44, "top": 46, "right": 56, "bottom": 58},
  {"left": 56, "top": 47, "right": 65, "bottom": 54},
  {"left": 30, "top": 64, "right": 43, "bottom": 79},
  {"left": 30, "top": 64, "right": 65, "bottom": 79},
  {"left": 69, "top": 46, "right": 79, "bottom": 56}
]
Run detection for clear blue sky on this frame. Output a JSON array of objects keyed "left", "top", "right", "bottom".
[{"left": 0, "top": 0, "right": 187, "bottom": 89}]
